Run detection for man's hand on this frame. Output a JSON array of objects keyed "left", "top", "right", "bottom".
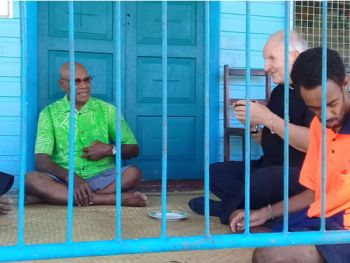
[
  {"left": 229, "top": 207, "right": 270, "bottom": 232},
  {"left": 69, "top": 175, "right": 93, "bottom": 207},
  {"left": 233, "top": 100, "right": 271, "bottom": 127},
  {"left": 81, "top": 140, "right": 112, "bottom": 161}
]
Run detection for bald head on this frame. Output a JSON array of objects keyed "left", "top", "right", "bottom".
[
  {"left": 263, "top": 30, "right": 308, "bottom": 84},
  {"left": 266, "top": 30, "right": 309, "bottom": 53},
  {"left": 59, "top": 62, "right": 87, "bottom": 80}
]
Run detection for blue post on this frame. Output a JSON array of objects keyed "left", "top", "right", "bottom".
[
  {"left": 320, "top": 0, "right": 328, "bottom": 231},
  {"left": 66, "top": 1, "right": 76, "bottom": 243},
  {"left": 160, "top": 0, "right": 168, "bottom": 238},
  {"left": 204, "top": 1, "right": 211, "bottom": 236},
  {"left": 114, "top": 0, "right": 122, "bottom": 241},
  {"left": 283, "top": 2, "right": 290, "bottom": 232},
  {"left": 243, "top": 1, "right": 251, "bottom": 234},
  {"left": 18, "top": 1, "right": 28, "bottom": 246}
]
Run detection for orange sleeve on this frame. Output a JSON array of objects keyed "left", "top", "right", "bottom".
[{"left": 299, "top": 117, "right": 319, "bottom": 191}]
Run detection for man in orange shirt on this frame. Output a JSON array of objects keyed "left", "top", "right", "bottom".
[{"left": 230, "top": 47, "right": 350, "bottom": 263}]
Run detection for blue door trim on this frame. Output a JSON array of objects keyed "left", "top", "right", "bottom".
[
  {"left": 25, "top": 2, "right": 38, "bottom": 171},
  {"left": 209, "top": 2, "right": 220, "bottom": 163}
]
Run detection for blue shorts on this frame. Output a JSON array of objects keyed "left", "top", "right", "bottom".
[
  {"left": 45, "top": 166, "right": 129, "bottom": 192},
  {"left": 270, "top": 207, "right": 350, "bottom": 263}
]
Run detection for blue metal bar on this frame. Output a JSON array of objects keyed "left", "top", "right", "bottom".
[
  {"left": 160, "top": 0, "right": 168, "bottom": 238},
  {"left": 114, "top": 0, "right": 122, "bottom": 241},
  {"left": 320, "top": 0, "right": 328, "bottom": 231},
  {"left": 2, "top": 231, "right": 350, "bottom": 262},
  {"left": 243, "top": 1, "right": 251, "bottom": 234},
  {"left": 18, "top": 1, "right": 28, "bottom": 246},
  {"left": 203, "top": 1, "right": 211, "bottom": 236},
  {"left": 66, "top": 1, "right": 76, "bottom": 243},
  {"left": 283, "top": 2, "right": 290, "bottom": 233}
]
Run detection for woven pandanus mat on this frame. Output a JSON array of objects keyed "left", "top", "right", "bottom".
[{"left": 0, "top": 192, "right": 253, "bottom": 262}]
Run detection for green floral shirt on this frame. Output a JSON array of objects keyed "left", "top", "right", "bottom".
[{"left": 35, "top": 96, "right": 137, "bottom": 179}]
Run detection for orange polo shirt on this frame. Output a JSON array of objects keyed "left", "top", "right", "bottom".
[{"left": 300, "top": 116, "right": 350, "bottom": 229}]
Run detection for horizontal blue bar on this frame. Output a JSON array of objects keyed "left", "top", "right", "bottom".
[{"left": 2, "top": 231, "right": 350, "bottom": 261}]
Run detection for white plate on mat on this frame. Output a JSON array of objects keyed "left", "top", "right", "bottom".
[{"left": 148, "top": 209, "right": 189, "bottom": 221}]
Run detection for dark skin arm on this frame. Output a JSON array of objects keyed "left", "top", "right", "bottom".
[
  {"left": 35, "top": 153, "right": 93, "bottom": 207},
  {"left": 81, "top": 141, "right": 139, "bottom": 161},
  {"left": 230, "top": 189, "right": 314, "bottom": 232}
]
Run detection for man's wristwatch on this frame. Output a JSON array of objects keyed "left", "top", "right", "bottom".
[
  {"left": 111, "top": 145, "right": 116, "bottom": 155},
  {"left": 250, "top": 124, "right": 264, "bottom": 134}
]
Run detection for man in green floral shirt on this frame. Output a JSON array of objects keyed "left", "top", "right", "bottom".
[{"left": 25, "top": 62, "right": 147, "bottom": 207}]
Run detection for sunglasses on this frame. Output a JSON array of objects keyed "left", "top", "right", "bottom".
[{"left": 61, "top": 76, "right": 93, "bottom": 85}]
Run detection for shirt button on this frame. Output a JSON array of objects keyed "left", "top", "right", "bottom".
[
  {"left": 82, "top": 167, "right": 85, "bottom": 170},
  {"left": 332, "top": 150, "right": 335, "bottom": 154},
  {"left": 333, "top": 138, "right": 336, "bottom": 141},
  {"left": 81, "top": 131, "right": 84, "bottom": 134}
]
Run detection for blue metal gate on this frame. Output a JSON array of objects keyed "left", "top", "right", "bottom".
[{"left": 1, "top": 1, "right": 350, "bottom": 262}]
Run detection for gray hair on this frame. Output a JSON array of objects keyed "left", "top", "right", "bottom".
[{"left": 268, "top": 30, "right": 309, "bottom": 53}]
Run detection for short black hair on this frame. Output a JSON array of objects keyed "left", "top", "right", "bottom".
[{"left": 291, "top": 47, "right": 346, "bottom": 92}]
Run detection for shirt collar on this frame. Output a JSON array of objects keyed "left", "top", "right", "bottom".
[
  {"left": 58, "top": 95, "right": 97, "bottom": 113},
  {"left": 338, "top": 114, "right": 350, "bottom": 134}
]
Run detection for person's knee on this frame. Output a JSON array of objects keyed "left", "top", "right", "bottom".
[
  {"left": 253, "top": 248, "right": 279, "bottom": 263},
  {"left": 25, "top": 172, "right": 39, "bottom": 188},
  {"left": 25, "top": 172, "right": 47, "bottom": 192},
  {"left": 209, "top": 162, "right": 221, "bottom": 187},
  {"left": 125, "top": 166, "right": 142, "bottom": 185},
  {"left": 209, "top": 162, "right": 222, "bottom": 175}
]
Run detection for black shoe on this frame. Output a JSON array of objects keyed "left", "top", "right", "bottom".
[{"left": 188, "top": 197, "right": 224, "bottom": 217}]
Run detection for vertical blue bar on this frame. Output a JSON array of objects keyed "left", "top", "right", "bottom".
[
  {"left": 66, "top": 1, "right": 76, "bottom": 243},
  {"left": 320, "top": 0, "right": 328, "bottom": 231},
  {"left": 18, "top": 2, "right": 27, "bottom": 246},
  {"left": 204, "top": 1, "right": 210, "bottom": 236},
  {"left": 114, "top": 1, "right": 122, "bottom": 240},
  {"left": 283, "top": 2, "right": 290, "bottom": 232},
  {"left": 160, "top": 0, "right": 168, "bottom": 238},
  {"left": 243, "top": 1, "right": 251, "bottom": 234}
]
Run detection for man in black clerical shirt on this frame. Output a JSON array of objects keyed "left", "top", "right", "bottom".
[{"left": 189, "top": 30, "right": 313, "bottom": 226}]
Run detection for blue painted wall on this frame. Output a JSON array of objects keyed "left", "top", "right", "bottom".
[
  {"left": 0, "top": 1, "right": 286, "bottom": 185},
  {"left": 217, "top": 1, "right": 286, "bottom": 161},
  {"left": 0, "top": 2, "right": 21, "bottom": 185}
]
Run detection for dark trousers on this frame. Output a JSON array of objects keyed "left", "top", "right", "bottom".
[
  {"left": 0, "top": 171, "right": 14, "bottom": 196},
  {"left": 209, "top": 160, "right": 306, "bottom": 224},
  {"left": 271, "top": 208, "right": 349, "bottom": 263}
]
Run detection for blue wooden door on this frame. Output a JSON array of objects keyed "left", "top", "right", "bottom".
[
  {"left": 38, "top": 2, "right": 115, "bottom": 111},
  {"left": 38, "top": 2, "right": 204, "bottom": 180},
  {"left": 124, "top": 2, "right": 204, "bottom": 180}
]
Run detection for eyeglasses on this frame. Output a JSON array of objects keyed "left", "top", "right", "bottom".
[{"left": 61, "top": 76, "right": 93, "bottom": 85}]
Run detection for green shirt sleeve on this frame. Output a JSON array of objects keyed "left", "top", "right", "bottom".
[
  {"left": 35, "top": 107, "right": 55, "bottom": 155},
  {"left": 108, "top": 105, "right": 137, "bottom": 145}
]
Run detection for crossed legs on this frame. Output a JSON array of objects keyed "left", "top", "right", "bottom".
[{"left": 25, "top": 166, "right": 147, "bottom": 207}]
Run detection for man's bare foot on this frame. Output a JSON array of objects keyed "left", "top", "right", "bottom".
[
  {"left": 122, "top": 191, "right": 147, "bottom": 207},
  {"left": 25, "top": 193, "right": 43, "bottom": 205},
  {"left": 0, "top": 196, "right": 13, "bottom": 215}
]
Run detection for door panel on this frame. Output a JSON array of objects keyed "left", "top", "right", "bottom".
[
  {"left": 125, "top": 2, "right": 204, "bottom": 180},
  {"left": 38, "top": 2, "right": 115, "bottom": 111}
]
